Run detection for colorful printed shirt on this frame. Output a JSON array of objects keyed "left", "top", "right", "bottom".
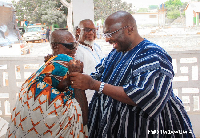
[{"left": 6, "top": 54, "right": 88, "bottom": 138}]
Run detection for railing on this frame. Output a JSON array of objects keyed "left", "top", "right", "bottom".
[
  {"left": 171, "top": 51, "right": 200, "bottom": 113},
  {"left": 0, "top": 51, "right": 200, "bottom": 137},
  {"left": 0, "top": 56, "right": 44, "bottom": 122}
]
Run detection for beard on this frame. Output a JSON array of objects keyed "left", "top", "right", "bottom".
[{"left": 84, "top": 40, "right": 94, "bottom": 47}]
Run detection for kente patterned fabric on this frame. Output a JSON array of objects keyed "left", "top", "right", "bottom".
[
  {"left": 6, "top": 54, "right": 88, "bottom": 138},
  {"left": 88, "top": 39, "right": 195, "bottom": 138}
]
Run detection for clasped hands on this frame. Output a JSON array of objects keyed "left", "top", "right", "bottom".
[
  {"left": 44, "top": 54, "right": 93, "bottom": 91},
  {"left": 68, "top": 59, "right": 94, "bottom": 90}
]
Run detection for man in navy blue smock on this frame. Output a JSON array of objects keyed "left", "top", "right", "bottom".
[{"left": 69, "top": 11, "right": 195, "bottom": 138}]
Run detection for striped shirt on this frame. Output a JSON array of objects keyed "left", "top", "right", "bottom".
[{"left": 88, "top": 39, "right": 195, "bottom": 138}]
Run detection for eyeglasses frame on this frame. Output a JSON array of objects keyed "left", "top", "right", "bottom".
[
  {"left": 103, "top": 26, "right": 129, "bottom": 38},
  {"left": 79, "top": 27, "right": 97, "bottom": 33}
]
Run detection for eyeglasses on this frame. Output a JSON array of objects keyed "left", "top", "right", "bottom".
[
  {"left": 80, "top": 28, "right": 96, "bottom": 33},
  {"left": 103, "top": 26, "right": 129, "bottom": 38},
  {"left": 51, "top": 42, "right": 78, "bottom": 50}
]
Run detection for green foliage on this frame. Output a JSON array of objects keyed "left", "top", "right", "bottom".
[
  {"left": 12, "top": 0, "right": 68, "bottom": 27},
  {"left": 165, "top": 0, "right": 183, "bottom": 10},
  {"left": 181, "top": 12, "right": 185, "bottom": 17},
  {"left": 164, "top": 0, "right": 185, "bottom": 19},
  {"left": 149, "top": 5, "right": 158, "bottom": 10},
  {"left": 53, "top": 24, "right": 60, "bottom": 28},
  {"left": 137, "top": 8, "right": 148, "bottom": 12},
  {"left": 166, "top": 10, "right": 180, "bottom": 19},
  {"left": 93, "top": 0, "right": 133, "bottom": 21}
]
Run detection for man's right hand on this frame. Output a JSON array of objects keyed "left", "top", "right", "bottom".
[{"left": 69, "top": 72, "right": 98, "bottom": 90}]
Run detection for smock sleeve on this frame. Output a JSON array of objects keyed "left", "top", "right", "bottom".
[{"left": 123, "top": 49, "right": 174, "bottom": 119}]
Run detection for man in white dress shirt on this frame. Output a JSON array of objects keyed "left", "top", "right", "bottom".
[{"left": 76, "top": 19, "right": 104, "bottom": 104}]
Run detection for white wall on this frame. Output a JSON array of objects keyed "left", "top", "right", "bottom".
[
  {"left": 185, "top": 5, "right": 194, "bottom": 26},
  {"left": 133, "top": 13, "right": 158, "bottom": 26},
  {"left": 72, "top": 0, "right": 94, "bottom": 27},
  {"left": 0, "top": 44, "right": 21, "bottom": 56}
]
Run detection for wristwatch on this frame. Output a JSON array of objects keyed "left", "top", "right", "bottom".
[{"left": 98, "top": 82, "right": 105, "bottom": 94}]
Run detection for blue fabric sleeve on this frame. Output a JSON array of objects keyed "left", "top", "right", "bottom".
[
  {"left": 90, "top": 57, "right": 106, "bottom": 81},
  {"left": 123, "top": 49, "right": 174, "bottom": 119}
]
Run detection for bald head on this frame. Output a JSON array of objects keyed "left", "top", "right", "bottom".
[
  {"left": 105, "top": 11, "right": 136, "bottom": 29},
  {"left": 50, "top": 30, "right": 74, "bottom": 43},
  {"left": 50, "top": 30, "right": 77, "bottom": 57},
  {"left": 78, "top": 19, "right": 93, "bottom": 28},
  {"left": 103, "top": 11, "right": 143, "bottom": 52},
  {"left": 77, "top": 19, "right": 96, "bottom": 46}
]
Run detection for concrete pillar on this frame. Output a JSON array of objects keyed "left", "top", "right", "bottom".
[
  {"left": 158, "top": 4, "right": 167, "bottom": 27},
  {"left": 196, "top": 13, "right": 199, "bottom": 26},
  {"left": 72, "top": 0, "right": 94, "bottom": 27}
]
